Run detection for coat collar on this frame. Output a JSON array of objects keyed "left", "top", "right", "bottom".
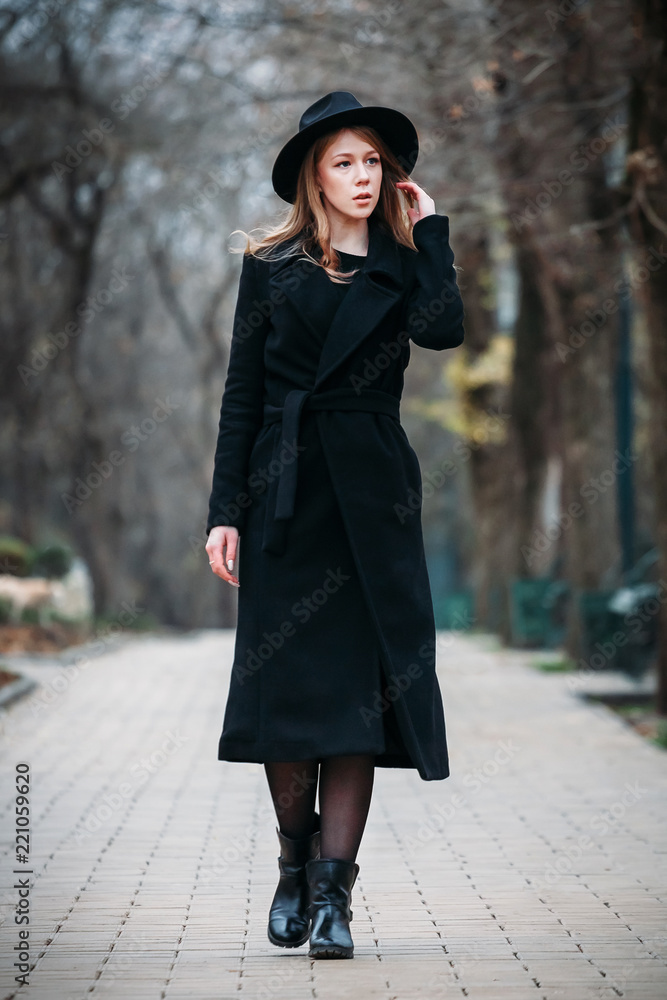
[
  {"left": 268, "top": 214, "right": 403, "bottom": 285},
  {"left": 268, "top": 215, "right": 406, "bottom": 387}
]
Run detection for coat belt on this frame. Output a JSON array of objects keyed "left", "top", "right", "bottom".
[{"left": 262, "top": 387, "right": 400, "bottom": 525}]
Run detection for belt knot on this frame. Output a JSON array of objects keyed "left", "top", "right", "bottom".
[{"left": 261, "top": 388, "right": 400, "bottom": 525}]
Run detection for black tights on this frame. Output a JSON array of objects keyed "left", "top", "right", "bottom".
[{"left": 264, "top": 755, "right": 375, "bottom": 862}]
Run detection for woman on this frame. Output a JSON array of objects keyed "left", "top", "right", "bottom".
[{"left": 205, "top": 91, "right": 465, "bottom": 960}]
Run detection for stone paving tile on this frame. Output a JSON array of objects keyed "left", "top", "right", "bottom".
[{"left": 0, "top": 629, "right": 666, "bottom": 999}]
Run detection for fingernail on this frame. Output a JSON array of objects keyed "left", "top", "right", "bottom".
[{"left": 227, "top": 559, "right": 234, "bottom": 570}]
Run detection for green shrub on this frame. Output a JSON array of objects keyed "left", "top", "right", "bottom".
[
  {"left": 653, "top": 720, "right": 667, "bottom": 750},
  {"left": 30, "top": 543, "right": 74, "bottom": 579},
  {"left": 0, "top": 536, "right": 34, "bottom": 577},
  {"left": 20, "top": 606, "right": 42, "bottom": 624},
  {"left": 534, "top": 657, "right": 575, "bottom": 672}
]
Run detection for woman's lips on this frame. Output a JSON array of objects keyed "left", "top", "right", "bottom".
[{"left": 353, "top": 193, "right": 372, "bottom": 201}]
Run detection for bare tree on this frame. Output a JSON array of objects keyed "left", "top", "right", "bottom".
[{"left": 626, "top": 0, "right": 667, "bottom": 711}]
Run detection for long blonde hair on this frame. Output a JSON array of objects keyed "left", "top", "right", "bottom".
[{"left": 232, "top": 126, "right": 417, "bottom": 282}]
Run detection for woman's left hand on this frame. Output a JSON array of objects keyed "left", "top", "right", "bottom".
[{"left": 396, "top": 181, "right": 436, "bottom": 226}]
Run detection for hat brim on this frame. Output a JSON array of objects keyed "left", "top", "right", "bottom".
[{"left": 271, "top": 105, "right": 419, "bottom": 203}]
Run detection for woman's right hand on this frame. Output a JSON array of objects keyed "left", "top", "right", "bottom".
[{"left": 206, "top": 526, "right": 240, "bottom": 587}]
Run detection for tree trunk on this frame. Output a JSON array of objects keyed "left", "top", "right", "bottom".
[
  {"left": 627, "top": 0, "right": 667, "bottom": 712},
  {"left": 491, "top": 0, "right": 629, "bottom": 656},
  {"left": 450, "top": 235, "right": 516, "bottom": 639}
]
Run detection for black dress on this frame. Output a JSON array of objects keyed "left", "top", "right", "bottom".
[{"left": 218, "top": 249, "right": 410, "bottom": 765}]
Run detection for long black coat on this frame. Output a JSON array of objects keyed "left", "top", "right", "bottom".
[{"left": 206, "top": 213, "right": 465, "bottom": 780}]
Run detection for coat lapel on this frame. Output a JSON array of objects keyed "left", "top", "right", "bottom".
[
  {"left": 268, "top": 216, "right": 406, "bottom": 388},
  {"left": 268, "top": 251, "right": 323, "bottom": 343}
]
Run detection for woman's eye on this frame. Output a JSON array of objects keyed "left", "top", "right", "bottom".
[
  {"left": 367, "top": 157, "right": 379, "bottom": 165},
  {"left": 335, "top": 160, "right": 350, "bottom": 168}
]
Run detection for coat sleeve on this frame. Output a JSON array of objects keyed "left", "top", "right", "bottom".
[
  {"left": 402, "top": 214, "right": 465, "bottom": 350},
  {"left": 206, "top": 253, "right": 269, "bottom": 537}
]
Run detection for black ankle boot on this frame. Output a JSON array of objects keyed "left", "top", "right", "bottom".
[
  {"left": 267, "top": 814, "right": 320, "bottom": 948},
  {"left": 306, "top": 857, "right": 359, "bottom": 959}
]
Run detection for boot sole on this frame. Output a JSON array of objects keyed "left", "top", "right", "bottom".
[{"left": 309, "top": 945, "right": 354, "bottom": 959}]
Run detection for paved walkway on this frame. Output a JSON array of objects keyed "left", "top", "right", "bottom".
[{"left": 0, "top": 629, "right": 666, "bottom": 1000}]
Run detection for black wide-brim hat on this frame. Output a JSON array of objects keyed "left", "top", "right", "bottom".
[{"left": 271, "top": 91, "right": 419, "bottom": 204}]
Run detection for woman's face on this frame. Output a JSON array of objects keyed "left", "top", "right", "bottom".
[{"left": 315, "top": 129, "right": 382, "bottom": 225}]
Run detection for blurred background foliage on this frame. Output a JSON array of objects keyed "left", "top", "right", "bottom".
[{"left": 0, "top": 0, "right": 666, "bottom": 704}]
